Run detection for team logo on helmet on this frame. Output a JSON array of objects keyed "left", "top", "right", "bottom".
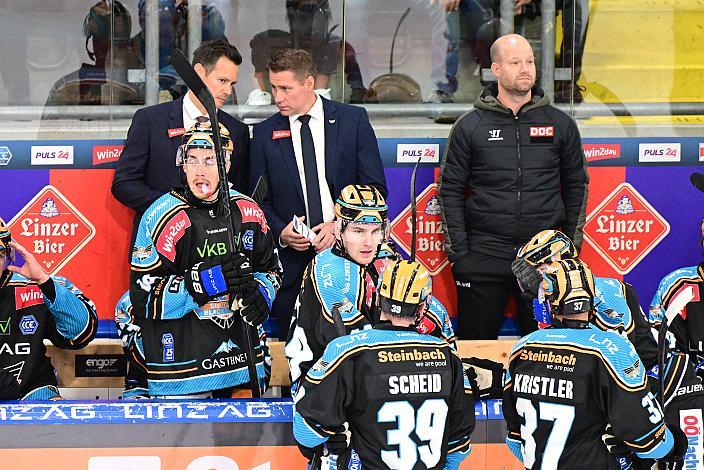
[
  {"left": 378, "top": 260, "right": 432, "bottom": 318},
  {"left": 176, "top": 120, "right": 233, "bottom": 166},
  {"left": 540, "top": 259, "right": 595, "bottom": 316},
  {"left": 518, "top": 230, "right": 578, "bottom": 266},
  {"left": 335, "top": 185, "right": 388, "bottom": 224}
]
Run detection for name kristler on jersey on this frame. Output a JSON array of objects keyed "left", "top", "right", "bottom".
[
  {"left": 514, "top": 373, "right": 574, "bottom": 399},
  {"left": 202, "top": 352, "right": 247, "bottom": 370},
  {"left": 389, "top": 373, "right": 442, "bottom": 395},
  {"left": 378, "top": 348, "right": 446, "bottom": 363},
  {"left": 519, "top": 349, "right": 577, "bottom": 366}
]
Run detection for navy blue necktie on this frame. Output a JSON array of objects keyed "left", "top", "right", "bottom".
[{"left": 298, "top": 114, "right": 324, "bottom": 227}]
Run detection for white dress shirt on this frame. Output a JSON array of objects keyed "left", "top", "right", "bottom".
[
  {"left": 183, "top": 92, "right": 207, "bottom": 132},
  {"left": 288, "top": 94, "right": 335, "bottom": 225}
]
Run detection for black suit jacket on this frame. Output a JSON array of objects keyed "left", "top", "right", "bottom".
[
  {"left": 249, "top": 97, "right": 386, "bottom": 287},
  {"left": 112, "top": 96, "right": 250, "bottom": 246}
]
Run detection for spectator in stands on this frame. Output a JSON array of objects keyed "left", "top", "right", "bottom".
[
  {"left": 247, "top": 0, "right": 367, "bottom": 104},
  {"left": 0, "top": 218, "right": 98, "bottom": 400},
  {"left": 112, "top": 39, "right": 250, "bottom": 254},
  {"left": 438, "top": 33, "right": 588, "bottom": 340},
  {"left": 129, "top": 0, "right": 228, "bottom": 99},
  {"left": 43, "top": 0, "right": 142, "bottom": 107}
]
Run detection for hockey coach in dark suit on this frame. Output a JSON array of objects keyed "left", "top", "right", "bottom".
[
  {"left": 112, "top": 40, "right": 250, "bottom": 249},
  {"left": 250, "top": 48, "right": 386, "bottom": 337}
]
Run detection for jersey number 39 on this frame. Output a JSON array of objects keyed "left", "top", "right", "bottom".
[{"left": 378, "top": 399, "right": 448, "bottom": 469}]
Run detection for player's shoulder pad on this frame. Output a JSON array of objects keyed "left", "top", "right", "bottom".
[
  {"left": 115, "top": 291, "right": 131, "bottom": 313},
  {"left": 6, "top": 272, "right": 33, "bottom": 286},
  {"left": 426, "top": 297, "right": 451, "bottom": 329},
  {"left": 230, "top": 192, "right": 269, "bottom": 233},
  {"left": 656, "top": 266, "right": 699, "bottom": 299},
  {"left": 308, "top": 329, "right": 447, "bottom": 381},
  {"left": 141, "top": 192, "right": 189, "bottom": 233},
  {"left": 529, "top": 327, "right": 646, "bottom": 389},
  {"left": 313, "top": 250, "right": 365, "bottom": 321},
  {"left": 594, "top": 276, "right": 632, "bottom": 331}
]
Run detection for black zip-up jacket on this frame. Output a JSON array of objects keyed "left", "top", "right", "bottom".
[{"left": 439, "top": 84, "right": 588, "bottom": 267}]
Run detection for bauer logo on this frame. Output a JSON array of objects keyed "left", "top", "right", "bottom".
[
  {"left": 583, "top": 143, "right": 620, "bottom": 162},
  {"left": 396, "top": 144, "right": 440, "bottom": 163},
  {"left": 583, "top": 183, "right": 669, "bottom": 275},
  {"left": 92, "top": 145, "right": 123, "bottom": 165},
  {"left": 680, "top": 408, "right": 703, "bottom": 470},
  {"left": 7, "top": 186, "right": 96, "bottom": 275},
  {"left": 638, "top": 143, "right": 680, "bottom": 163},
  {"left": 30, "top": 146, "right": 74, "bottom": 165},
  {"left": 389, "top": 184, "right": 448, "bottom": 275}
]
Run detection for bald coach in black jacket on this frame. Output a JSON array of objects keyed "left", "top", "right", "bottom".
[{"left": 439, "top": 34, "right": 588, "bottom": 340}]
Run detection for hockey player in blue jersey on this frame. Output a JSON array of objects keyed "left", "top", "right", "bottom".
[
  {"left": 0, "top": 218, "right": 98, "bottom": 400},
  {"left": 649, "top": 218, "right": 704, "bottom": 380},
  {"left": 285, "top": 185, "right": 456, "bottom": 390},
  {"left": 129, "top": 121, "right": 281, "bottom": 397},
  {"left": 114, "top": 289, "right": 272, "bottom": 399},
  {"left": 503, "top": 258, "right": 687, "bottom": 469},
  {"left": 293, "top": 259, "right": 475, "bottom": 470}
]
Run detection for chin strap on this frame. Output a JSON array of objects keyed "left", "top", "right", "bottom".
[{"left": 551, "top": 317, "right": 591, "bottom": 329}]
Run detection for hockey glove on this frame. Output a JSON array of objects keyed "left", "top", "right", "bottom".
[
  {"left": 325, "top": 422, "right": 351, "bottom": 454},
  {"left": 239, "top": 284, "right": 270, "bottom": 327},
  {"left": 660, "top": 424, "right": 688, "bottom": 469},
  {"left": 511, "top": 257, "right": 542, "bottom": 297},
  {"left": 462, "top": 357, "right": 505, "bottom": 399},
  {"left": 0, "top": 370, "right": 21, "bottom": 400},
  {"left": 602, "top": 424, "right": 632, "bottom": 456},
  {"left": 185, "top": 253, "right": 253, "bottom": 305}
]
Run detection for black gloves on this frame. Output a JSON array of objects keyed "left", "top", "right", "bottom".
[
  {"left": 326, "top": 422, "right": 351, "bottom": 454},
  {"left": 602, "top": 424, "right": 632, "bottom": 458},
  {"left": 462, "top": 357, "right": 505, "bottom": 399},
  {"left": 511, "top": 257, "right": 543, "bottom": 298},
  {"left": 602, "top": 423, "right": 688, "bottom": 470},
  {"left": 239, "top": 284, "right": 270, "bottom": 327},
  {"left": 661, "top": 424, "right": 688, "bottom": 469},
  {"left": 185, "top": 252, "right": 253, "bottom": 305},
  {"left": 0, "top": 370, "right": 21, "bottom": 400}
]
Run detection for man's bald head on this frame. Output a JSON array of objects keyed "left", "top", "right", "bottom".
[{"left": 490, "top": 34, "right": 533, "bottom": 64}]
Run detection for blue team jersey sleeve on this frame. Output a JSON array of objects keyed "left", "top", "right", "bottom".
[{"left": 44, "top": 275, "right": 97, "bottom": 346}]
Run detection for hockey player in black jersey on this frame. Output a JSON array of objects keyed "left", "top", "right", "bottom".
[
  {"left": 130, "top": 121, "right": 280, "bottom": 397},
  {"left": 0, "top": 218, "right": 97, "bottom": 400},
  {"left": 503, "top": 258, "right": 687, "bottom": 469},
  {"left": 293, "top": 259, "right": 475, "bottom": 469},
  {"left": 514, "top": 229, "right": 704, "bottom": 460},
  {"left": 285, "top": 185, "right": 456, "bottom": 390},
  {"left": 513, "top": 230, "right": 659, "bottom": 371}
]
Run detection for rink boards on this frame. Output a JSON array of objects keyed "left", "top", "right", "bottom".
[{"left": 0, "top": 398, "right": 522, "bottom": 469}]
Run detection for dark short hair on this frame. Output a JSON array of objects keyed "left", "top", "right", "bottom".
[
  {"left": 268, "top": 48, "right": 317, "bottom": 82},
  {"left": 192, "top": 39, "right": 242, "bottom": 72}
]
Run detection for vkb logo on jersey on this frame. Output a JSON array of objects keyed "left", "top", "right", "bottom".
[
  {"left": 162, "top": 333, "right": 174, "bottom": 362},
  {"left": 19, "top": 315, "right": 38, "bottom": 335},
  {"left": 243, "top": 230, "right": 254, "bottom": 250}
]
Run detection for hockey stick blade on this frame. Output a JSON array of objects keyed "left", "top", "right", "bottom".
[
  {"left": 409, "top": 154, "right": 422, "bottom": 262},
  {"left": 691, "top": 172, "right": 704, "bottom": 194},
  {"left": 170, "top": 49, "right": 217, "bottom": 122},
  {"left": 250, "top": 175, "right": 269, "bottom": 206}
]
